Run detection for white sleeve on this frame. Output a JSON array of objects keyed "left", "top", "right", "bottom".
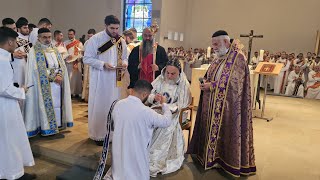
[
  {"left": 147, "top": 103, "right": 172, "bottom": 128},
  {"left": 0, "top": 61, "right": 25, "bottom": 100},
  {"left": 287, "top": 71, "right": 295, "bottom": 82},
  {"left": 83, "top": 37, "right": 105, "bottom": 70},
  {"left": 29, "top": 30, "right": 38, "bottom": 46},
  {"left": 121, "top": 39, "right": 128, "bottom": 65}
]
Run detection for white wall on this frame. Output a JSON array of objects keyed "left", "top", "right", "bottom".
[
  {"left": 158, "top": 0, "right": 188, "bottom": 50},
  {"left": 184, "top": 0, "right": 320, "bottom": 54},
  {"left": 2, "top": 0, "right": 319, "bottom": 54},
  {"left": 51, "top": 0, "right": 122, "bottom": 39},
  {"left": 0, "top": 0, "right": 52, "bottom": 25}
]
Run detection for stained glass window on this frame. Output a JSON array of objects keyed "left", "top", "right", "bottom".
[{"left": 124, "top": 0, "right": 152, "bottom": 41}]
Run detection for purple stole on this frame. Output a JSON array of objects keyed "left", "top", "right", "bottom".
[{"left": 204, "top": 48, "right": 239, "bottom": 169}]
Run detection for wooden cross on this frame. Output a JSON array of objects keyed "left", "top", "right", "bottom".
[{"left": 240, "top": 30, "right": 263, "bottom": 65}]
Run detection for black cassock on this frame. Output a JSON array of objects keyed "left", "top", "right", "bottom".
[{"left": 127, "top": 45, "right": 169, "bottom": 88}]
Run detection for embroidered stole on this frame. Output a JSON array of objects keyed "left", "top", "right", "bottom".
[
  {"left": 139, "top": 42, "right": 158, "bottom": 81},
  {"left": 93, "top": 100, "right": 119, "bottom": 180},
  {"left": 204, "top": 47, "right": 239, "bottom": 169},
  {"left": 98, "top": 36, "right": 123, "bottom": 87},
  {"left": 34, "top": 44, "right": 64, "bottom": 135},
  {"left": 17, "top": 37, "right": 32, "bottom": 54},
  {"left": 66, "top": 40, "right": 80, "bottom": 56}
]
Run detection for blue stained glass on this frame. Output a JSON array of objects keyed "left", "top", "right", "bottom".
[
  {"left": 145, "top": 18, "right": 152, "bottom": 27},
  {"left": 125, "top": 18, "right": 134, "bottom": 30},
  {"left": 126, "top": 0, "right": 151, "bottom": 3},
  {"left": 134, "top": 19, "right": 144, "bottom": 32},
  {"left": 124, "top": 0, "right": 152, "bottom": 31}
]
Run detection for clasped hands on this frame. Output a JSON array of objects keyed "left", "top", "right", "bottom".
[
  {"left": 13, "top": 50, "right": 27, "bottom": 59},
  {"left": 154, "top": 94, "right": 167, "bottom": 104}
]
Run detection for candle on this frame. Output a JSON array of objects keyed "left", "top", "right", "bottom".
[
  {"left": 207, "top": 46, "right": 211, "bottom": 58},
  {"left": 259, "top": 49, "right": 264, "bottom": 61}
]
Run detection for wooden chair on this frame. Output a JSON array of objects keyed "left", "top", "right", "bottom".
[
  {"left": 179, "top": 97, "right": 194, "bottom": 146},
  {"left": 151, "top": 97, "right": 194, "bottom": 146}
]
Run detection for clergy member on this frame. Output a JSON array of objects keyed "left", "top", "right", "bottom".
[
  {"left": 83, "top": 15, "right": 128, "bottom": 146},
  {"left": 29, "top": 18, "right": 52, "bottom": 45},
  {"left": 65, "top": 28, "right": 84, "bottom": 98},
  {"left": 53, "top": 30, "right": 70, "bottom": 61},
  {"left": 128, "top": 27, "right": 169, "bottom": 87},
  {"left": 81, "top": 28, "right": 96, "bottom": 102},
  {"left": 147, "top": 59, "right": 191, "bottom": 177},
  {"left": 11, "top": 17, "right": 32, "bottom": 88},
  {"left": 24, "top": 28, "right": 73, "bottom": 137},
  {"left": 187, "top": 30, "right": 256, "bottom": 177},
  {"left": 305, "top": 65, "right": 320, "bottom": 99},
  {"left": 2, "top": 18, "right": 16, "bottom": 31},
  {"left": 311, "top": 56, "right": 320, "bottom": 70},
  {"left": 285, "top": 66, "right": 305, "bottom": 97},
  {"left": 0, "top": 26, "right": 35, "bottom": 180},
  {"left": 93, "top": 80, "right": 173, "bottom": 180},
  {"left": 274, "top": 52, "right": 290, "bottom": 94}
]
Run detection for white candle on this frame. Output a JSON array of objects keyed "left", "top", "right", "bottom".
[
  {"left": 259, "top": 49, "right": 264, "bottom": 61},
  {"left": 207, "top": 47, "right": 211, "bottom": 58}
]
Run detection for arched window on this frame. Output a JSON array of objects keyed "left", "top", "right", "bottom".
[{"left": 124, "top": 0, "right": 152, "bottom": 40}]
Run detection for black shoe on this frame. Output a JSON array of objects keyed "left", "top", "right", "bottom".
[
  {"left": 17, "top": 173, "right": 37, "bottom": 180},
  {"left": 95, "top": 140, "right": 104, "bottom": 146}
]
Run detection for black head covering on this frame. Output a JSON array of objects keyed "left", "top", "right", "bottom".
[
  {"left": 166, "top": 59, "right": 182, "bottom": 73},
  {"left": 38, "top": 28, "right": 50, "bottom": 34},
  {"left": 212, "top": 30, "right": 228, "bottom": 38},
  {"left": 16, "top": 17, "right": 28, "bottom": 28}
]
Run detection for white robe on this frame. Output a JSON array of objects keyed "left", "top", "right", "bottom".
[
  {"left": 305, "top": 71, "right": 320, "bottom": 99},
  {"left": 0, "top": 48, "right": 34, "bottom": 180},
  {"left": 274, "top": 59, "right": 290, "bottom": 94},
  {"left": 24, "top": 43, "right": 73, "bottom": 137},
  {"left": 84, "top": 30, "right": 128, "bottom": 141},
  {"left": 65, "top": 39, "right": 84, "bottom": 95},
  {"left": 103, "top": 96, "right": 173, "bottom": 180},
  {"left": 11, "top": 33, "right": 30, "bottom": 87},
  {"left": 52, "top": 40, "right": 69, "bottom": 61},
  {"left": 28, "top": 27, "right": 39, "bottom": 46},
  {"left": 285, "top": 71, "right": 305, "bottom": 97},
  {"left": 81, "top": 40, "right": 90, "bottom": 101},
  {"left": 147, "top": 71, "right": 191, "bottom": 177}
]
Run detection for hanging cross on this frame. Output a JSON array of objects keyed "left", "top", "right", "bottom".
[{"left": 240, "top": 30, "right": 263, "bottom": 65}]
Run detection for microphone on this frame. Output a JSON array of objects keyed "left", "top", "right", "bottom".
[{"left": 199, "top": 77, "right": 204, "bottom": 84}]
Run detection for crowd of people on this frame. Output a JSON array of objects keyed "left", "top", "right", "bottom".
[{"left": 250, "top": 51, "right": 320, "bottom": 99}]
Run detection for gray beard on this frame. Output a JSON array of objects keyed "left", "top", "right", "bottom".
[{"left": 142, "top": 40, "right": 153, "bottom": 58}]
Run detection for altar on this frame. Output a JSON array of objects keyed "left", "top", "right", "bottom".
[{"left": 190, "top": 65, "right": 259, "bottom": 108}]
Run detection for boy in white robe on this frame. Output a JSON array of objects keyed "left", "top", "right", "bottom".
[
  {"left": 285, "top": 66, "right": 305, "bottom": 97},
  {"left": 84, "top": 15, "right": 128, "bottom": 145},
  {"left": 0, "top": 26, "right": 35, "bottom": 180},
  {"left": 93, "top": 80, "right": 172, "bottom": 180},
  {"left": 306, "top": 66, "right": 320, "bottom": 99}
]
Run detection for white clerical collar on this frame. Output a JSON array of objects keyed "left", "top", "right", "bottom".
[{"left": 0, "top": 48, "right": 10, "bottom": 56}]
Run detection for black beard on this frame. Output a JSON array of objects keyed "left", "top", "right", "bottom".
[
  {"left": 142, "top": 39, "right": 153, "bottom": 58},
  {"left": 106, "top": 29, "right": 117, "bottom": 38}
]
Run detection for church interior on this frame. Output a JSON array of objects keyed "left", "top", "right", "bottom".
[{"left": 1, "top": 0, "right": 320, "bottom": 179}]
